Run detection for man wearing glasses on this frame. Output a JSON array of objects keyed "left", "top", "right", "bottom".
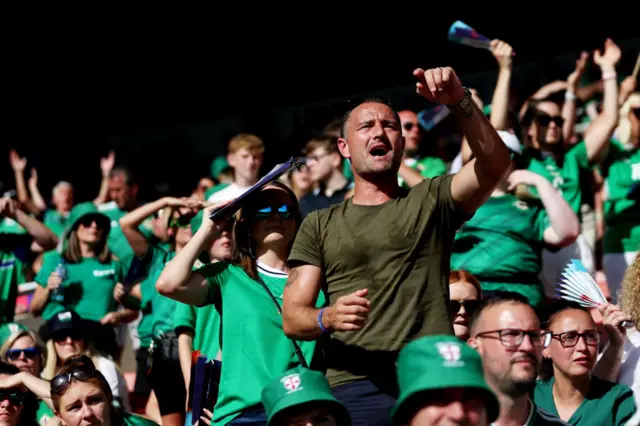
[
  {"left": 468, "top": 297, "right": 566, "bottom": 425},
  {"left": 398, "top": 109, "right": 447, "bottom": 186}
]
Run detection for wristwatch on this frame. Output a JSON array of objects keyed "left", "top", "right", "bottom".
[{"left": 448, "top": 87, "right": 473, "bottom": 118}]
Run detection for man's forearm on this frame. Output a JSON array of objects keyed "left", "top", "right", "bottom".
[
  {"left": 15, "top": 210, "right": 58, "bottom": 250},
  {"left": 283, "top": 304, "right": 324, "bottom": 341}
]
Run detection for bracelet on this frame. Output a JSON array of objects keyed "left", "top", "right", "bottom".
[
  {"left": 565, "top": 91, "right": 577, "bottom": 101},
  {"left": 602, "top": 71, "right": 617, "bottom": 81},
  {"left": 317, "top": 307, "right": 331, "bottom": 334}
]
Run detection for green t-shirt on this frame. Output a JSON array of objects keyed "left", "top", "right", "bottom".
[
  {"left": 450, "top": 194, "right": 549, "bottom": 302},
  {"left": 35, "top": 400, "right": 54, "bottom": 426},
  {"left": 34, "top": 252, "right": 123, "bottom": 322},
  {"left": 601, "top": 142, "right": 640, "bottom": 253},
  {"left": 197, "top": 261, "right": 324, "bottom": 426},
  {"left": 534, "top": 377, "right": 636, "bottom": 426},
  {"left": 137, "top": 244, "right": 177, "bottom": 347},
  {"left": 402, "top": 156, "right": 448, "bottom": 183},
  {"left": 490, "top": 400, "right": 567, "bottom": 425},
  {"left": 123, "top": 412, "right": 159, "bottom": 426},
  {"left": 97, "top": 202, "right": 154, "bottom": 276},
  {"left": 43, "top": 209, "right": 70, "bottom": 238},
  {"left": 523, "top": 142, "right": 591, "bottom": 216},
  {"left": 289, "top": 174, "right": 466, "bottom": 389},
  {"left": 0, "top": 231, "right": 31, "bottom": 323},
  {"left": 173, "top": 302, "right": 221, "bottom": 360}
]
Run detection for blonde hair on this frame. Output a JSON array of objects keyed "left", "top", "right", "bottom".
[
  {"left": 616, "top": 92, "right": 640, "bottom": 144},
  {"left": 228, "top": 133, "right": 265, "bottom": 155},
  {"left": 41, "top": 339, "right": 103, "bottom": 381},
  {"left": 0, "top": 329, "right": 46, "bottom": 375},
  {"left": 620, "top": 253, "right": 640, "bottom": 325}
]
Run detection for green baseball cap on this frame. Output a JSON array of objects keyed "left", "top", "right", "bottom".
[
  {"left": 262, "top": 366, "right": 350, "bottom": 426},
  {"left": 392, "top": 335, "right": 499, "bottom": 425},
  {"left": 65, "top": 202, "right": 111, "bottom": 237},
  {"left": 0, "top": 322, "right": 29, "bottom": 346},
  {"left": 210, "top": 156, "right": 229, "bottom": 179}
]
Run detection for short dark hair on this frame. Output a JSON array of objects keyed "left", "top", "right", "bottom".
[
  {"left": 109, "top": 166, "right": 137, "bottom": 186},
  {"left": 469, "top": 294, "right": 534, "bottom": 335},
  {"left": 340, "top": 96, "right": 401, "bottom": 138}
]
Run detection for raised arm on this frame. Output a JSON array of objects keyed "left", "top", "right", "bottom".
[
  {"left": 488, "top": 39, "right": 513, "bottom": 130},
  {"left": 562, "top": 52, "right": 589, "bottom": 143},
  {"left": 413, "top": 67, "right": 511, "bottom": 216},
  {"left": 0, "top": 198, "right": 58, "bottom": 250},
  {"left": 94, "top": 151, "right": 115, "bottom": 205},
  {"left": 27, "top": 168, "right": 48, "bottom": 212}
]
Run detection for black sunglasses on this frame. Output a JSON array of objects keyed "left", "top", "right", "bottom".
[
  {"left": 535, "top": 114, "right": 564, "bottom": 127},
  {"left": 5, "top": 347, "right": 39, "bottom": 361},
  {"left": 403, "top": 122, "right": 418, "bottom": 131},
  {"left": 448, "top": 299, "right": 481, "bottom": 314},
  {"left": 0, "top": 390, "right": 27, "bottom": 406},
  {"left": 51, "top": 364, "right": 97, "bottom": 395},
  {"left": 51, "top": 330, "right": 83, "bottom": 343},
  {"left": 169, "top": 214, "right": 195, "bottom": 228}
]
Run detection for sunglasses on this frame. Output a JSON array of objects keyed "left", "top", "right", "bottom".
[
  {"left": 51, "top": 330, "right": 83, "bottom": 343},
  {"left": 448, "top": 299, "right": 481, "bottom": 314},
  {"left": 403, "top": 122, "right": 418, "bottom": 131},
  {"left": 5, "top": 347, "right": 39, "bottom": 361},
  {"left": 169, "top": 214, "right": 194, "bottom": 228},
  {"left": 51, "top": 364, "right": 97, "bottom": 395},
  {"left": 253, "top": 204, "right": 293, "bottom": 220},
  {"left": 535, "top": 114, "right": 564, "bottom": 127},
  {"left": 0, "top": 390, "right": 27, "bottom": 406}
]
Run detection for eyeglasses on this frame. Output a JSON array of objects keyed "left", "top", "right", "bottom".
[
  {"left": 403, "top": 122, "right": 418, "bottom": 131},
  {"left": 0, "top": 390, "right": 27, "bottom": 406},
  {"left": 51, "top": 364, "right": 97, "bottom": 395},
  {"left": 535, "top": 114, "right": 564, "bottom": 127},
  {"left": 5, "top": 347, "right": 39, "bottom": 361},
  {"left": 169, "top": 214, "right": 194, "bottom": 228},
  {"left": 306, "top": 153, "right": 331, "bottom": 163},
  {"left": 545, "top": 330, "right": 600, "bottom": 348},
  {"left": 253, "top": 204, "right": 293, "bottom": 220},
  {"left": 475, "top": 329, "right": 545, "bottom": 348},
  {"left": 448, "top": 299, "right": 480, "bottom": 315}
]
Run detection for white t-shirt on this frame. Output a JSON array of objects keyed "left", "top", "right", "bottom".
[
  {"left": 96, "top": 356, "right": 131, "bottom": 412},
  {"left": 207, "top": 183, "right": 251, "bottom": 203}
]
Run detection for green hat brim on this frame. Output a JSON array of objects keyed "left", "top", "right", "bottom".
[
  {"left": 67, "top": 212, "right": 111, "bottom": 237},
  {"left": 392, "top": 382, "right": 499, "bottom": 425},
  {"left": 268, "top": 392, "right": 351, "bottom": 426}
]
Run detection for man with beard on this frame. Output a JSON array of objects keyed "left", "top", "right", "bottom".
[
  {"left": 282, "top": 66, "right": 512, "bottom": 425},
  {"left": 468, "top": 297, "right": 566, "bottom": 425}
]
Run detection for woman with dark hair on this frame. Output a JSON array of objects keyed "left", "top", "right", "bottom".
[
  {"left": 156, "top": 181, "right": 326, "bottom": 425},
  {"left": 30, "top": 203, "right": 135, "bottom": 359},
  {"left": 535, "top": 301, "right": 635, "bottom": 425}
]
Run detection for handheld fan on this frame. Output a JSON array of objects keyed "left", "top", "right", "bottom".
[
  {"left": 557, "top": 259, "right": 633, "bottom": 328},
  {"left": 448, "top": 20, "right": 492, "bottom": 51}
]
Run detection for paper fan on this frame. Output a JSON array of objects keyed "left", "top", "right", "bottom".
[{"left": 558, "top": 259, "right": 633, "bottom": 328}]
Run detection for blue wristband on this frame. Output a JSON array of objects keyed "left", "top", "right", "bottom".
[{"left": 318, "top": 307, "right": 330, "bottom": 334}]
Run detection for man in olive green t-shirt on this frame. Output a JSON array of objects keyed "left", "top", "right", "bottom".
[{"left": 282, "top": 67, "right": 512, "bottom": 426}]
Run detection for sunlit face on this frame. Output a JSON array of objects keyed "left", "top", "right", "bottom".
[
  {"left": 53, "top": 184, "right": 74, "bottom": 213},
  {"left": 449, "top": 281, "right": 480, "bottom": 340},
  {"left": 290, "top": 165, "right": 312, "bottom": 195},
  {"left": 543, "top": 309, "right": 599, "bottom": 379},
  {"left": 338, "top": 102, "right": 404, "bottom": 180},
  {"left": 7, "top": 335, "right": 40, "bottom": 375},
  {"left": 306, "top": 148, "right": 340, "bottom": 184},
  {"left": 469, "top": 303, "right": 542, "bottom": 398},
  {"left": 528, "top": 101, "right": 563, "bottom": 149},
  {"left": 108, "top": 174, "right": 137, "bottom": 210},
  {"left": 75, "top": 217, "right": 106, "bottom": 245},
  {"left": 408, "top": 388, "right": 488, "bottom": 426},
  {"left": 56, "top": 381, "right": 109, "bottom": 426},
  {"left": 398, "top": 110, "right": 422, "bottom": 155},
  {"left": 53, "top": 333, "right": 86, "bottom": 364},
  {"left": 0, "top": 374, "right": 24, "bottom": 426},
  {"left": 193, "top": 178, "right": 215, "bottom": 200},
  {"left": 169, "top": 211, "right": 193, "bottom": 248},
  {"left": 249, "top": 186, "right": 297, "bottom": 249},
  {"left": 210, "top": 229, "right": 235, "bottom": 262},
  {"left": 228, "top": 148, "right": 263, "bottom": 183}
]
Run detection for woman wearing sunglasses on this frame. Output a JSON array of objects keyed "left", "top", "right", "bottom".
[
  {"left": 156, "top": 182, "right": 325, "bottom": 426},
  {"left": 448, "top": 270, "right": 482, "bottom": 341},
  {"left": 0, "top": 361, "right": 37, "bottom": 426},
  {"left": 535, "top": 301, "right": 636, "bottom": 425},
  {"left": 30, "top": 203, "right": 135, "bottom": 360},
  {"left": 117, "top": 197, "right": 202, "bottom": 426},
  {"left": 0, "top": 323, "right": 45, "bottom": 378}
]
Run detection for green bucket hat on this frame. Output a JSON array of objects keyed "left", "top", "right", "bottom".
[
  {"left": 64, "top": 202, "right": 111, "bottom": 237},
  {"left": 262, "top": 366, "right": 351, "bottom": 426},
  {"left": 392, "top": 335, "right": 499, "bottom": 425},
  {"left": 0, "top": 322, "right": 29, "bottom": 346}
]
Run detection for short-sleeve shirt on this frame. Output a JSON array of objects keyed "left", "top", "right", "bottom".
[
  {"left": 534, "top": 376, "right": 636, "bottom": 426},
  {"left": 288, "top": 174, "right": 468, "bottom": 389},
  {"left": 601, "top": 142, "right": 639, "bottom": 253},
  {"left": 523, "top": 142, "right": 591, "bottom": 216},
  {"left": 197, "top": 261, "right": 325, "bottom": 426},
  {"left": 173, "top": 302, "right": 221, "bottom": 360},
  {"left": 400, "top": 156, "right": 448, "bottom": 187},
  {"left": 0, "top": 219, "right": 32, "bottom": 322},
  {"left": 451, "top": 193, "right": 550, "bottom": 290},
  {"left": 43, "top": 209, "right": 70, "bottom": 238},
  {"left": 34, "top": 252, "right": 123, "bottom": 322}
]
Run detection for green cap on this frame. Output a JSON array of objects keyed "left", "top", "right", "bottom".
[
  {"left": 261, "top": 366, "right": 350, "bottom": 426},
  {"left": 392, "top": 335, "right": 499, "bottom": 425},
  {"left": 190, "top": 210, "right": 203, "bottom": 235},
  {"left": 210, "top": 156, "right": 229, "bottom": 179},
  {"left": 0, "top": 322, "right": 29, "bottom": 346},
  {"left": 64, "top": 202, "right": 111, "bottom": 237}
]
